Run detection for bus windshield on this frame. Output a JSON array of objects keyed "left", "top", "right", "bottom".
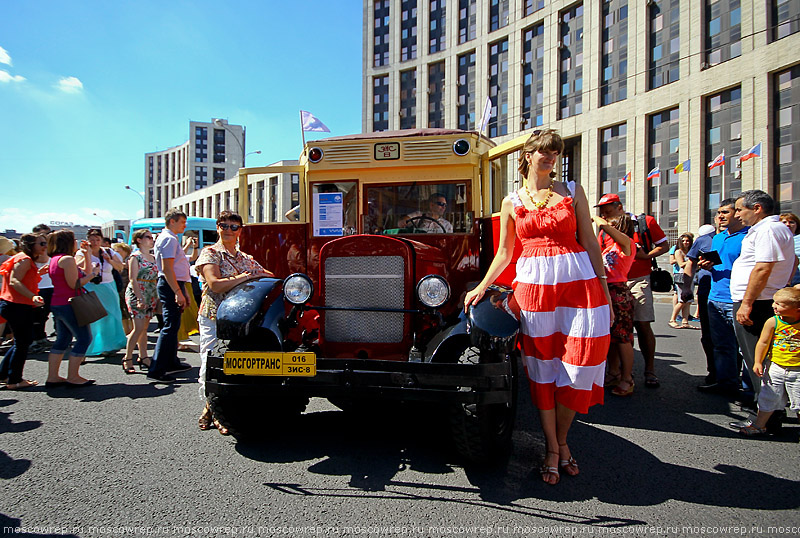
[{"left": 364, "top": 182, "right": 471, "bottom": 235}]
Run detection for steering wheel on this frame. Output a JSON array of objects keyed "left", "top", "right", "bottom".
[{"left": 405, "top": 215, "right": 447, "bottom": 233}]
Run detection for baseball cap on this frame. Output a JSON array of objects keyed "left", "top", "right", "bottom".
[
  {"left": 697, "top": 224, "right": 715, "bottom": 236},
  {"left": 594, "top": 193, "right": 621, "bottom": 207}
]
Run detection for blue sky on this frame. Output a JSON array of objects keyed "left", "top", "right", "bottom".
[{"left": 0, "top": 0, "right": 363, "bottom": 233}]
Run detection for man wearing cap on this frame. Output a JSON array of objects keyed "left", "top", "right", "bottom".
[
  {"left": 596, "top": 194, "right": 669, "bottom": 388},
  {"left": 683, "top": 223, "right": 719, "bottom": 386}
]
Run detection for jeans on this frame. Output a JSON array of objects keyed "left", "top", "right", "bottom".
[
  {"left": 0, "top": 300, "right": 34, "bottom": 384},
  {"left": 733, "top": 300, "right": 776, "bottom": 399},
  {"left": 697, "top": 290, "right": 715, "bottom": 380},
  {"left": 707, "top": 301, "right": 741, "bottom": 388},
  {"left": 50, "top": 304, "right": 93, "bottom": 357},
  {"left": 150, "top": 277, "right": 186, "bottom": 376}
]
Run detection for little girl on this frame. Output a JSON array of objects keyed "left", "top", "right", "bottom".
[{"left": 739, "top": 287, "right": 800, "bottom": 436}]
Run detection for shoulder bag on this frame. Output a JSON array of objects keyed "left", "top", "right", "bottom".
[
  {"left": 69, "top": 278, "right": 108, "bottom": 326},
  {"left": 637, "top": 214, "right": 674, "bottom": 293}
]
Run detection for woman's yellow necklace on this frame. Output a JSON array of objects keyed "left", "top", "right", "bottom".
[{"left": 524, "top": 179, "right": 554, "bottom": 210}]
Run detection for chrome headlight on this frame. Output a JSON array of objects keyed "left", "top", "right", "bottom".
[
  {"left": 283, "top": 274, "right": 313, "bottom": 305},
  {"left": 416, "top": 275, "right": 450, "bottom": 308}
]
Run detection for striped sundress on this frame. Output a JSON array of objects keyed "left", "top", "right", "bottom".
[{"left": 509, "top": 191, "right": 610, "bottom": 414}]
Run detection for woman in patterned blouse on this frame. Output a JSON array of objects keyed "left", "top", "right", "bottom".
[{"left": 194, "top": 211, "right": 273, "bottom": 433}]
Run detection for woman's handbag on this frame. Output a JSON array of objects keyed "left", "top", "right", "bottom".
[
  {"left": 69, "top": 279, "right": 108, "bottom": 326},
  {"left": 650, "top": 263, "right": 674, "bottom": 293}
]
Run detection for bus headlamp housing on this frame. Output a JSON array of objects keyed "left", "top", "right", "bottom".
[
  {"left": 308, "top": 147, "right": 324, "bottom": 163},
  {"left": 416, "top": 275, "right": 450, "bottom": 308},
  {"left": 284, "top": 274, "right": 314, "bottom": 305},
  {"left": 453, "top": 139, "right": 471, "bottom": 156}
]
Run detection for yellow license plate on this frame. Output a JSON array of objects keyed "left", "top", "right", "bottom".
[{"left": 223, "top": 352, "right": 316, "bottom": 377}]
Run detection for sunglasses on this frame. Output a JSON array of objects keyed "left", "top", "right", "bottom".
[
  {"left": 142, "top": 235, "right": 153, "bottom": 240},
  {"left": 218, "top": 223, "right": 242, "bottom": 231},
  {"left": 432, "top": 201, "right": 447, "bottom": 207}
]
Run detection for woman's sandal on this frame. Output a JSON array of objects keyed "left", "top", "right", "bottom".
[
  {"left": 558, "top": 444, "right": 579, "bottom": 477},
  {"left": 213, "top": 418, "right": 230, "bottom": 436},
  {"left": 540, "top": 451, "right": 560, "bottom": 485},
  {"left": 137, "top": 357, "right": 152, "bottom": 371},
  {"left": 668, "top": 321, "right": 681, "bottom": 329},
  {"left": 122, "top": 358, "right": 136, "bottom": 375},
  {"left": 604, "top": 372, "right": 621, "bottom": 388},
  {"left": 198, "top": 404, "right": 215, "bottom": 431},
  {"left": 612, "top": 378, "right": 635, "bottom": 397}
]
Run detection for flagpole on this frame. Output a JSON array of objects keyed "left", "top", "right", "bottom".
[
  {"left": 759, "top": 141, "right": 763, "bottom": 191},
  {"left": 722, "top": 157, "right": 726, "bottom": 200},
  {"left": 300, "top": 110, "right": 306, "bottom": 148}
]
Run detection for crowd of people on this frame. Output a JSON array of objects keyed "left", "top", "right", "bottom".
[{"left": 2, "top": 129, "right": 799, "bottom": 484}]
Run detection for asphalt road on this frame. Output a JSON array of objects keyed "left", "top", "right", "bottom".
[{"left": 2, "top": 304, "right": 799, "bottom": 538}]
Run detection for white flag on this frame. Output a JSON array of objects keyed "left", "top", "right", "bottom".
[
  {"left": 478, "top": 97, "right": 492, "bottom": 134},
  {"left": 301, "top": 110, "right": 331, "bottom": 132}
]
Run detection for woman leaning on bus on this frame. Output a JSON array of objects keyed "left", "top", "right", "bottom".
[{"left": 194, "top": 211, "right": 273, "bottom": 434}]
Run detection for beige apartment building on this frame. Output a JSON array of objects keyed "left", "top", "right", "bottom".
[
  {"left": 144, "top": 119, "right": 245, "bottom": 219},
  {"left": 363, "top": 0, "right": 800, "bottom": 237}
]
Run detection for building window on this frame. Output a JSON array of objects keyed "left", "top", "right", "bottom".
[
  {"left": 704, "top": 86, "right": 742, "bottom": 222},
  {"left": 256, "top": 181, "right": 265, "bottom": 222},
  {"left": 374, "top": 0, "right": 390, "bottom": 67},
  {"left": 213, "top": 168, "right": 225, "bottom": 184},
  {"left": 373, "top": 76, "right": 390, "bottom": 132},
  {"left": 600, "top": 0, "right": 628, "bottom": 106},
  {"left": 269, "top": 177, "right": 278, "bottom": 222},
  {"left": 648, "top": 108, "right": 680, "bottom": 230},
  {"left": 600, "top": 123, "right": 628, "bottom": 207},
  {"left": 214, "top": 129, "right": 226, "bottom": 163},
  {"left": 428, "top": 61, "right": 446, "bottom": 128},
  {"left": 195, "top": 126, "right": 208, "bottom": 163},
  {"left": 400, "top": 69, "right": 417, "bottom": 129},
  {"left": 291, "top": 173, "right": 300, "bottom": 204},
  {"left": 490, "top": 0, "right": 509, "bottom": 32},
  {"left": 559, "top": 4, "right": 584, "bottom": 119},
  {"left": 775, "top": 66, "right": 800, "bottom": 214},
  {"left": 401, "top": 0, "right": 417, "bottom": 61},
  {"left": 195, "top": 166, "right": 208, "bottom": 189},
  {"left": 522, "top": 24, "right": 545, "bottom": 129},
  {"left": 488, "top": 39, "right": 509, "bottom": 137},
  {"left": 157, "top": 155, "right": 162, "bottom": 183},
  {"left": 648, "top": 0, "right": 680, "bottom": 90},
  {"left": 148, "top": 156, "right": 154, "bottom": 185},
  {"left": 524, "top": 0, "right": 545, "bottom": 17},
  {"left": 429, "top": 0, "right": 446, "bottom": 53},
  {"left": 705, "top": 0, "right": 741, "bottom": 67},
  {"left": 772, "top": 0, "right": 800, "bottom": 41},
  {"left": 457, "top": 50, "right": 476, "bottom": 130},
  {"left": 459, "top": 0, "right": 477, "bottom": 44}
]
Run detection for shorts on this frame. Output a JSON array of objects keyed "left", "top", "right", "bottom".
[
  {"left": 608, "top": 282, "right": 634, "bottom": 345},
  {"left": 758, "top": 362, "right": 800, "bottom": 412},
  {"left": 627, "top": 274, "right": 655, "bottom": 323}
]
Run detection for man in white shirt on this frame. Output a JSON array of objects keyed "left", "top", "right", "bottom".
[{"left": 730, "top": 190, "right": 795, "bottom": 402}]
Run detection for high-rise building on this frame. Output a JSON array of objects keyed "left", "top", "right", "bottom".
[
  {"left": 362, "top": 0, "right": 800, "bottom": 235},
  {"left": 144, "top": 119, "right": 245, "bottom": 218}
]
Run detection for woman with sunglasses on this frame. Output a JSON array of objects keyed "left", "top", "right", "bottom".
[
  {"left": 122, "top": 229, "right": 159, "bottom": 374},
  {"left": 0, "top": 234, "right": 47, "bottom": 389},
  {"left": 194, "top": 211, "right": 272, "bottom": 433}
]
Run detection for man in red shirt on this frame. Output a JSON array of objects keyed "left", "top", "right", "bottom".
[{"left": 596, "top": 194, "right": 670, "bottom": 387}]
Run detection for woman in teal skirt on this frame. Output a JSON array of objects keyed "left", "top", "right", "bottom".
[{"left": 77, "top": 229, "right": 127, "bottom": 357}]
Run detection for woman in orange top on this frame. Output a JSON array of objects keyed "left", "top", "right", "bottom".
[{"left": 0, "top": 234, "right": 47, "bottom": 390}]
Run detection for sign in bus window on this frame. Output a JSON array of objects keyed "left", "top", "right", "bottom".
[{"left": 313, "top": 192, "right": 344, "bottom": 236}]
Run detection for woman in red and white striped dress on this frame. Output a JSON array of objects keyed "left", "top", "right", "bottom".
[{"left": 464, "top": 129, "right": 612, "bottom": 485}]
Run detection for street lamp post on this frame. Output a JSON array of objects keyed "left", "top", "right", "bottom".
[
  {"left": 213, "top": 118, "right": 246, "bottom": 167},
  {"left": 125, "top": 185, "right": 146, "bottom": 218}
]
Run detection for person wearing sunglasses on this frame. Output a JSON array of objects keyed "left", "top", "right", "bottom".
[
  {"left": 0, "top": 234, "right": 47, "bottom": 389},
  {"left": 398, "top": 192, "right": 454, "bottom": 233},
  {"left": 194, "top": 211, "right": 273, "bottom": 433},
  {"left": 122, "top": 229, "right": 158, "bottom": 374}
]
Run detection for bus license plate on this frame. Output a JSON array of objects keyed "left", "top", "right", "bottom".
[{"left": 223, "top": 352, "right": 316, "bottom": 377}]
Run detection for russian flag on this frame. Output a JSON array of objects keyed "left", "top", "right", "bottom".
[
  {"left": 740, "top": 142, "right": 761, "bottom": 162},
  {"left": 708, "top": 151, "right": 725, "bottom": 170},
  {"left": 646, "top": 167, "right": 660, "bottom": 181},
  {"left": 621, "top": 171, "right": 631, "bottom": 184}
]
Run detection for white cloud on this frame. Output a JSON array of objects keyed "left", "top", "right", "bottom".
[
  {"left": 0, "top": 208, "right": 118, "bottom": 235},
  {"left": 0, "top": 69, "right": 25, "bottom": 83},
  {"left": 0, "top": 46, "right": 11, "bottom": 66},
  {"left": 56, "top": 76, "right": 83, "bottom": 93}
]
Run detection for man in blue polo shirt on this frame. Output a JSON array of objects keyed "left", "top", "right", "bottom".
[{"left": 697, "top": 198, "right": 749, "bottom": 395}]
